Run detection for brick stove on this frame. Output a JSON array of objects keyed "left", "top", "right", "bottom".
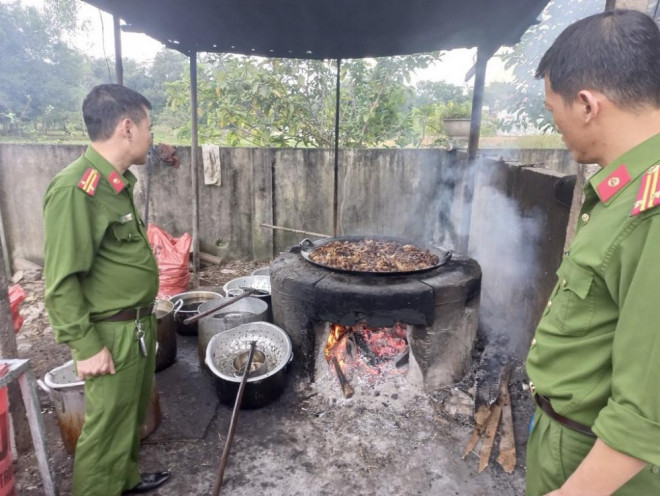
[{"left": 270, "top": 244, "right": 482, "bottom": 392}]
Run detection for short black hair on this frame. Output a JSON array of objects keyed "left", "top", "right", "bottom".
[
  {"left": 82, "top": 84, "right": 152, "bottom": 141},
  {"left": 536, "top": 9, "right": 660, "bottom": 109}
]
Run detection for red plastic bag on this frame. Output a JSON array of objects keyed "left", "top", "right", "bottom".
[
  {"left": 8, "top": 285, "right": 26, "bottom": 333},
  {"left": 147, "top": 224, "right": 192, "bottom": 299}
]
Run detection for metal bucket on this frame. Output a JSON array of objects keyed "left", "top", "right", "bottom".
[
  {"left": 169, "top": 291, "right": 223, "bottom": 335},
  {"left": 251, "top": 267, "right": 270, "bottom": 276},
  {"left": 155, "top": 299, "right": 177, "bottom": 371},
  {"left": 197, "top": 297, "right": 269, "bottom": 367},
  {"left": 38, "top": 361, "right": 161, "bottom": 455},
  {"left": 223, "top": 276, "right": 271, "bottom": 320}
]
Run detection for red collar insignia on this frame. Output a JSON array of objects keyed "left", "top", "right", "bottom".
[
  {"left": 596, "top": 164, "right": 631, "bottom": 202},
  {"left": 77, "top": 168, "right": 101, "bottom": 196},
  {"left": 632, "top": 164, "right": 660, "bottom": 216},
  {"left": 108, "top": 171, "right": 126, "bottom": 194}
]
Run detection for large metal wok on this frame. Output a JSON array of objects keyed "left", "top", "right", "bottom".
[{"left": 299, "top": 235, "right": 452, "bottom": 276}]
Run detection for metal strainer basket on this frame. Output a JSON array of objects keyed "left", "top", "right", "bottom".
[{"left": 205, "top": 321, "right": 292, "bottom": 383}]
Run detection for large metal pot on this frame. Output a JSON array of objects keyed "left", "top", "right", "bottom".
[
  {"left": 169, "top": 291, "right": 223, "bottom": 335},
  {"left": 197, "top": 296, "right": 269, "bottom": 367},
  {"left": 205, "top": 322, "right": 292, "bottom": 409},
  {"left": 154, "top": 299, "right": 177, "bottom": 371},
  {"left": 251, "top": 266, "right": 270, "bottom": 276},
  {"left": 223, "top": 276, "right": 271, "bottom": 320},
  {"left": 38, "top": 361, "right": 161, "bottom": 455}
]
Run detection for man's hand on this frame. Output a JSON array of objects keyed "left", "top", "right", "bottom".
[{"left": 76, "top": 347, "right": 116, "bottom": 379}]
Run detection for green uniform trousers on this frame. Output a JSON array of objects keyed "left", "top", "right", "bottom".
[
  {"left": 526, "top": 408, "right": 660, "bottom": 495},
  {"left": 72, "top": 315, "right": 157, "bottom": 496}
]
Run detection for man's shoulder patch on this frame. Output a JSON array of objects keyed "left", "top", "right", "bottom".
[
  {"left": 108, "top": 171, "right": 126, "bottom": 194},
  {"left": 596, "top": 164, "right": 631, "bottom": 202},
  {"left": 631, "top": 164, "right": 660, "bottom": 216},
  {"left": 77, "top": 168, "right": 101, "bottom": 196}
]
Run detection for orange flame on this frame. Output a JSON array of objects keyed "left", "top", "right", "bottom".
[{"left": 324, "top": 322, "right": 409, "bottom": 382}]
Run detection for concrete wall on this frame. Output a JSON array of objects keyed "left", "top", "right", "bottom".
[
  {"left": 0, "top": 144, "right": 467, "bottom": 265},
  {"left": 0, "top": 144, "right": 571, "bottom": 353},
  {"left": 0, "top": 144, "right": 86, "bottom": 266},
  {"left": 481, "top": 148, "right": 578, "bottom": 175}
]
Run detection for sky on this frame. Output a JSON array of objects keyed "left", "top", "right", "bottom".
[{"left": 4, "top": 0, "right": 515, "bottom": 88}]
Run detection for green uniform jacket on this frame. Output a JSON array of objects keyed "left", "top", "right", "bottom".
[
  {"left": 44, "top": 146, "right": 159, "bottom": 361},
  {"left": 527, "top": 133, "right": 660, "bottom": 467}
]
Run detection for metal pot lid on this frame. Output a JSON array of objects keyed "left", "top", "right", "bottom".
[{"left": 206, "top": 322, "right": 292, "bottom": 383}]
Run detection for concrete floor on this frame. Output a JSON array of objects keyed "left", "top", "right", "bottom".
[
  {"left": 19, "top": 334, "right": 528, "bottom": 495},
  {"left": 138, "top": 336, "right": 527, "bottom": 496}
]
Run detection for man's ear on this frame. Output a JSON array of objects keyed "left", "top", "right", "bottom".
[
  {"left": 577, "top": 90, "right": 601, "bottom": 123},
  {"left": 117, "top": 118, "right": 133, "bottom": 140}
]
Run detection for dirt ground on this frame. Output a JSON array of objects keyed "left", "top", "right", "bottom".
[{"left": 9, "top": 259, "right": 535, "bottom": 496}]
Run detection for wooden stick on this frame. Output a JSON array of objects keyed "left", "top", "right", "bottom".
[
  {"left": 199, "top": 251, "right": 223, "bottom": 265},
  {"left": 212, "top": 341, "right": 256, "bottom": 496},
  {"left": 330, "top": 356, "right": 354, "bottom": 398},
  {"left": 462, "top": 404, "right": 491, "bottom": 459},
  {"left": 496, "top": 373, "right": 516, "bottom": 473},
  {"left": 478, "top": 401, "right": 502, "bottom": 473}
]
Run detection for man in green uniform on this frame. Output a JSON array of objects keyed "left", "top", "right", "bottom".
[
  {"left": 44, "top": 84, "right": 171, "bottom": 495},
  {"left": 526, "top": 10, "right": 660, "bottom": 496}
]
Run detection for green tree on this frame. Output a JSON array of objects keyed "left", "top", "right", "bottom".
[
  {"left": 0, "top": 1, "right": 85, "bottom": 135},
  {"left": 166, "top": 52, "right": 443, "bottom": 148},
  {"left": 500, "top": 0, "right": 603, "bottom": 131},
  {"left": 413, "top": 80, "right": 469, "bottom": 108}
]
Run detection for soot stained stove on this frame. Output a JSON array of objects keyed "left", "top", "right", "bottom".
[{"left": 270, "top": 245, "right": 482, "bottom": 393}]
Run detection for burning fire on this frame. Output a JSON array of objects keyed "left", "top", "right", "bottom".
[{"left": 325, "top": 322, "right": 409, "bottom": 383}]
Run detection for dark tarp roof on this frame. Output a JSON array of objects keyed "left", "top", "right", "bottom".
[{"left": 84, "top": 0, "right": 550, "bottom": 59}]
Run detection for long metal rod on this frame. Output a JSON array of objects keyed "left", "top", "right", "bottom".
[
  {"left": 260, "top": 223, "right": 330, "bottom": 239},
  {"left": 113, "top": 15, "right": 123, "bottom": 85},
  {"left": 144, "top": 147, "right": 154, "bottom": 225},
  {"left": 190, "top": 51, "right": 200, "bottom": 287},
  {"left": 0, "top": 206, "right": 10, "bottom": 277},
  {"left": 183, "top": 289, "right": 257, "bottom": 326},
  {"left": 467, "top": 48, "right": 487, "bottom": 161},
  {"left": 460, "top": 46, "right": 489, "bottom": 253},
  {"left": 332, "top": 59, "right": 341, "bottom": 237},
  {"left": 212, "top": 341, "right": 257, "bottom": 496}
]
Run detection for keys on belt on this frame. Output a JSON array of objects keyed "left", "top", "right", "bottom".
[
  {"left": 98, "top": 304, "right": 154, "bottom": 357},
  {"left": 135, "top": 319, "right": 148, "bottom": 357}
]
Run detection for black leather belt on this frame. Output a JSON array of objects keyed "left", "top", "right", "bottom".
[
  {"left": 101, "top": 304, "right": 154, "bottom": 322},
  {"left": 534, "top": 394, "right": 596, "bottom": 438}
]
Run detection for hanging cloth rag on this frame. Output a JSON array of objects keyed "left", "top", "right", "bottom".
[{"left": 202, "top": 144, "right": 222, "bottom": 186}]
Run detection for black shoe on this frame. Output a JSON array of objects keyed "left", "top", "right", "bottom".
[{"left": 123, "top": 471, "right": 172, "bottom": 494}]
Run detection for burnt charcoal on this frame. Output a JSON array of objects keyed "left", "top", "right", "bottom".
[
  {"left": 395, "top": 350, "right": 409, "bottom": 368},
  {"left": 474, "top": 340, "right": 509, "bottom": 412},
  {"left": 353, "top": 332, "right": 381, "bottom": 367}
]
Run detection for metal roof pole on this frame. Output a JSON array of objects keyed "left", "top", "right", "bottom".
[
  {"left": 333, "top": 59, "right": 341, "bottom": 237},
  {"left": 113, "top": 15, "right": 123, "bottom": 85},
  {"left": 460, "top": 46, "right": 489, "bottom": 253},
  {"left": 190, "top": 51, "right": 200, "bottom": 286},
  {"left": 467, "top": 48, "right": 487, "bottom": 162}
]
